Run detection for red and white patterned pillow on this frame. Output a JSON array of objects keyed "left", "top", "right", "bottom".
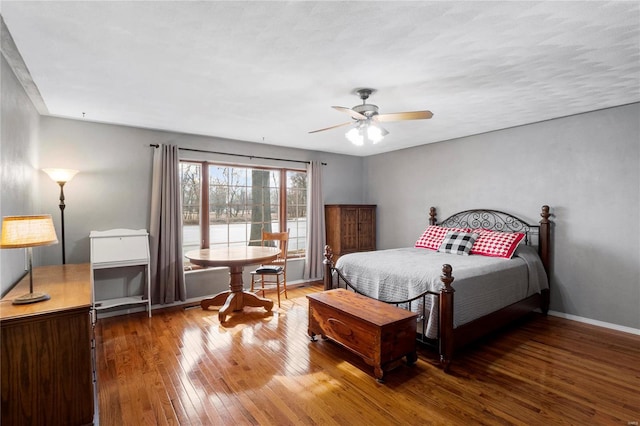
[
  {"left": 415, "top": 225, "right": 471, "bottom": 251},
  {"left": 470, "top": 229, "right": 525, "bottom": 259}
]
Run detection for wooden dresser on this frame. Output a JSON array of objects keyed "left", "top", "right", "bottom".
[
  {"left": 325, "top": 204, "right": 376, "bottom": 260},
  {"left": 0, "top": 263, "right": 94, "bottom": 425}
]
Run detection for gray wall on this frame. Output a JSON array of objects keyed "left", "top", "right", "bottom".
[
  {"left": 364, "top": 103, "right": 640, "bottom": 329},
  {"left": 0, "top": 54, "right": 40, "bottom": 295},
  {"left": 36, "top": 116, "right": 365, "bottom": 266},
  {"left": 4, "top": 114, "right": 364, "bottom": 308}
]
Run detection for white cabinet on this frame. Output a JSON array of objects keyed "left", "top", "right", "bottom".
[{"left": 90, "top": 229, "right": 151, "bottom": 322}]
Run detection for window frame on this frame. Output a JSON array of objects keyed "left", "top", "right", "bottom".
[{"left": 180, "top": 160, "right": 307, "bottom": 258}]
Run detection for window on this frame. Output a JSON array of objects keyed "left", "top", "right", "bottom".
[{"left": 180, "top": 162, "right": 307, "bottom": 258}]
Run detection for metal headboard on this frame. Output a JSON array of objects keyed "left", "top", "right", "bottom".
[{"left": 436, "top": 208, "right": 540, "bottom": 246}]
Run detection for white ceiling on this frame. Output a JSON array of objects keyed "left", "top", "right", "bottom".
[{"left": 2, "top": 1, "right": 639, "bottom": 157}]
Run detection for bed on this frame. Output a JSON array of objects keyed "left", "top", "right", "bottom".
[{"left": 322, "top": 205, "right": 552, "bottom": 371}]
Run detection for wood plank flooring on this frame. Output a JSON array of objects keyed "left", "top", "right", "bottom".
[{"left": 95, "top": 283, "right": 640, "bottom": 425}]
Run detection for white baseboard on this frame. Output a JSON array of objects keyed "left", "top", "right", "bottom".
[{"left": 548, "top": 310, "right": 640, "bottom": 336}]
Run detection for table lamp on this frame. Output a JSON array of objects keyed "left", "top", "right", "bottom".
[{"left": 0, "top": 215, "right": 59, "bottom": 304}]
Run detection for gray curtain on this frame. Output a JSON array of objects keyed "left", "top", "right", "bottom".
[
  {"left": 149, "top": 144, "right": 186, "bottom": 304},
  {"left": 304, "top": 160, "right": 325, "bottom": 280}
]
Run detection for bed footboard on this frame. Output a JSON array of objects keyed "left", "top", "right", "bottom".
[{"left": 323, "top": 245, "right": 455, "bottom": 370}]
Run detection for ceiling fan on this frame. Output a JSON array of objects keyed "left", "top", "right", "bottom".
[{"left": 309, "top": 88, "right": 433, "bottom": 145}]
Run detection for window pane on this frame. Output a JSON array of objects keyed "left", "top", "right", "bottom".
[
  {"left": 248, "top": 169, "right": 278, "bottom": 244},
  {"left": 180, "top": 162, "right": 201, "bottom": 253},
  {"left": 287, "top": 171, "right": 307, "bottom": 255}
]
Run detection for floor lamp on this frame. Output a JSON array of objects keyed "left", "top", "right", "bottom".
[
  {"left": 43, "top": 168, "right": 78, "bottom": 264},
  {"left": 0, "top": 215, "right": 59, "bottom": 304}
]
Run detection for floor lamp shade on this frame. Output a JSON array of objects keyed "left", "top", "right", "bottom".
[
  {"left": 1, "top": 215, "right": 59, "bottom": 304},
  {"left": 43, "top": 168, "right": 79, "bottom": 183}
]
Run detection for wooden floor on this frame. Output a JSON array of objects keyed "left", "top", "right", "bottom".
[{"left": 95, "top": 283, "right": 639, "bottom": 425}]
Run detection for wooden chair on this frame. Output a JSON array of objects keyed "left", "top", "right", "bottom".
[{"left": 250, "top": 229, "right": 289, "bottom": 307}]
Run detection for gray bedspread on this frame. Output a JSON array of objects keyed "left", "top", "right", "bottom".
[{"left": 334, "top": 245, "right": 548, "bottom": 338}]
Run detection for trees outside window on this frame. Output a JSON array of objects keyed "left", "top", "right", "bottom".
[
  {"left": 286, "top": 171, "right": 307, "bottom": 256},
  {"left": 179, "top": 162, "right": 306, "bottom": 257}
]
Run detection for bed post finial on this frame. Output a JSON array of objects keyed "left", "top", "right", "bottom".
[
  {"left": 429, "top": 207, "right": 437, "bottom": 225},
  {"left": 441, "top": 264, "right": 454, "bottom": 290},
  {"left": 323, "top": 245, "right": 334, "bottom": 291},
  {"left": 324, "top": 245, "right": 333, "bottom": 264},
  {"left": 439, "top": 263, "right": 455, "bottom": 372},
  {"left": 540, "top": 205, "right": 550, "bottom": 223}
]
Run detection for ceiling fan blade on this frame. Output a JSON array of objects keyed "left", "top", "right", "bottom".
[
  {"left": 332, "top": 106, "right": 367, "bottom": 120},
  {"left": 375, "top": 110, "right": 433, "bottom": 122},
  {"left": 308, "top": 121, "right": 353, "bottom": 134}
]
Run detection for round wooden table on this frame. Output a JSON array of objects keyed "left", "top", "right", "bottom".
[{"left": 185, "top": 246, "right": 281, "bottom": 323}]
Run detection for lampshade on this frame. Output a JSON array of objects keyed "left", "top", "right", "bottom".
[
  {"left": 43, "top": 168, "right": 79, "bottom": 183},
  {"left": 0, "top": 215, "right": 59, "bottom": 248}
]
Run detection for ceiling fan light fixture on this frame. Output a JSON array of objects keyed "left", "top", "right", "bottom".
[
  {"left": 345, "top": 125, "right": 364, "bottom": 146},
  {"left": 312, "top": 87, "right": 430, "bottom": 144},
  {"left": 367, "top": 122, "right": 384, "bottom": 144},
  {"left": 345, "top": 120, "right": 385, "bottom": 146}
]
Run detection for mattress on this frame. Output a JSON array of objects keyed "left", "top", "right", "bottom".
[{"left": 334, "top": 244, "right": 548, "bottom": 338}]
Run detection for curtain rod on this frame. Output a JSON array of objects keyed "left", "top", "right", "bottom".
[{"left": 149, "top": 144, "right": 326, "bottom": 166}]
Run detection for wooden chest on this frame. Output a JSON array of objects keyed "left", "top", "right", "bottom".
[{"left": 307, "top": 288, "right": 417, "bottom": 382}]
